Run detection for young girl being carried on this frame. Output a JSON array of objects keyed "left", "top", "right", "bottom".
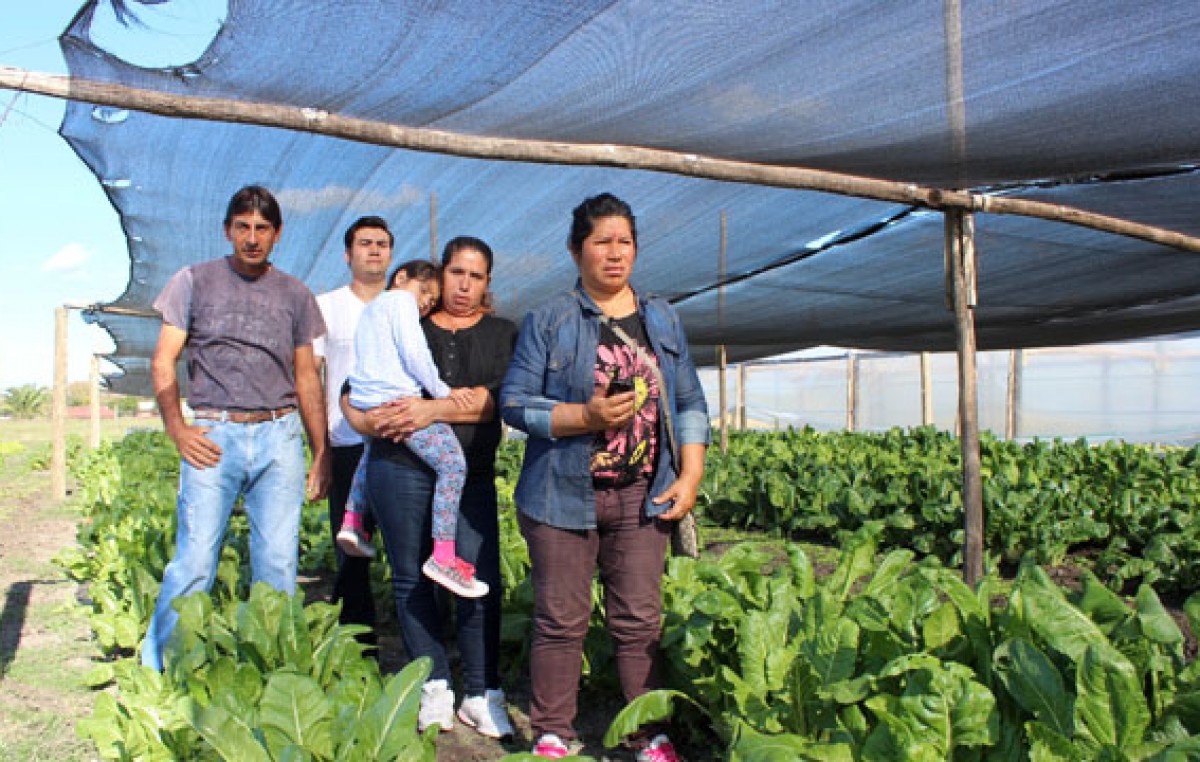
[{"left": 337, "top": 259, "right": 487, "bottom": 598}]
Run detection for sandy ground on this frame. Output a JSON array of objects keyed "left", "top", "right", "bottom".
[{"left": 0, "top": 459, "right": 97, "bottom": 761}]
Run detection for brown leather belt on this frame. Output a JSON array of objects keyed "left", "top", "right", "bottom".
[{"left": 192, "top": 406, "right": 296, "bottom": 424}]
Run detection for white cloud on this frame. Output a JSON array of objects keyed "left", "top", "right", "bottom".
[
  {"left": 277, "top": 183, "right": 426, "bottom": 215},
  {"left": 42, "top": 242, "right": 92, "bottom": 274}
]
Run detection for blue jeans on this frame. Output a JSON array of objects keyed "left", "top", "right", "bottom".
[
  {"left": 366, "top": 439, "right": 501, "bottom": 695},
  {"left": 141, "top": 412, "right": 307, "bottom": 670}
]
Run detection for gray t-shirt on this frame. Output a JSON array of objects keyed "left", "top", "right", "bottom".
[{"left": 154, "top": 257, "right": 326, "bottom": 411}]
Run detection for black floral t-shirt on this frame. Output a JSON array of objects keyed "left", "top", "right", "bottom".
[{"left": 590, "top": 313, "right": 659, "bottom": 487}]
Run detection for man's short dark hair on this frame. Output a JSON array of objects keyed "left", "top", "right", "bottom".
[
  {"left": 223, "top": 185, "right": 282, "bottom": 229},
  {"left": 344, "top": 215, "right": 394, "bottom": 249}
]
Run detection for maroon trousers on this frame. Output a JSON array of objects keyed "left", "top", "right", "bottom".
[{"left": 519, "top": 478, "right": 671, "bottom": 741}]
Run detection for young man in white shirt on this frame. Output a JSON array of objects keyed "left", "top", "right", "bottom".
[{"left": 315, "top": 216, "right": 394, "bottom": 639}]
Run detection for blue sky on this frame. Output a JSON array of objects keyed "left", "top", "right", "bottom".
[{"left": 0, "top": 1, "right": 223, "bottom": 392}]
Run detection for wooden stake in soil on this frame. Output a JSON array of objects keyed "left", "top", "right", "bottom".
[
  {"left": 920, "top": 351, "right": 933, "bottom": 426},
  {"left": 717, "top": 210, "right": 728, "bottom": 453},
  {"left": 51, "top": 306, "right": 68, "bottom": 501},
  {"left": 89, "top": 354, "right": 101, "bottom": 449},
  {"left": 946, "top": 210, "right": 984, "bottom": 586}
]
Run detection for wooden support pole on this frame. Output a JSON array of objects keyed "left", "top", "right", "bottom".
[
  {"left": 717, "top": 211, "right": 728, "bottom": 452},
  {"left": 717, "top": 347, "right": 728, "bottom": 453},
  {"left": 946, "top": 210, "right": 984, "bottom": 586},
  {"left": 920, "top": 352, "right": 933, "bottom": 426},
  {"left": 1005, "top": 348, "right": 1022, "bottom": 440},
  {"left": 5, "top": 66, "right": 1200, "bottom": 254},
  {"left": 51, "top": 306, "right": 68, "bottom": 500},
  {"left": 89, "top": 353, "right": 101, "bottom": 448},
  {"left": 736, "top": 364, "right": 747, "bottom": 430},
  {"left": 846, "top": 352, "right": 858, "bottom": 432},
  {"left": 429, "top": 192, "right": 439, "bottom": 262}
]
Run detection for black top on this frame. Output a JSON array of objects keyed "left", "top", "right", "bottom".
[{"left": 374, "top": 313, "right": 517, "bottom": 478}]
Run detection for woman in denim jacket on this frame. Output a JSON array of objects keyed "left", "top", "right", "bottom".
[{"left": 501, "top": 193, "right": 709, "bottom": 761}]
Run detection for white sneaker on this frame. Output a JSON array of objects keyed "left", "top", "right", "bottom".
[
  {"left": 418, "top": 679, "right": 455, "bottom": 732},
  {"left": 457, "top": 688, "right": 515, "bottom": 739}
]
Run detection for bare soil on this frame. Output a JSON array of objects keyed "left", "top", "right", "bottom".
[{"left": 0, "top": 453, "right": 97, "bottom": 760}]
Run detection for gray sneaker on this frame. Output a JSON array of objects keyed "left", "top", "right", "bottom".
[{"left": 457, "top": 688, "right": 515, "bottom": 739}]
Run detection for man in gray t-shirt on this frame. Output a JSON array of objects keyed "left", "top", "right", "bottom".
[{"left": 141, "top": 185, "right": 329, "bottom": 672}]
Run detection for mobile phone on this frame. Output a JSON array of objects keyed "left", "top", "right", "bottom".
[{"left": 608, "top": 378, "right": 635, "bottom": 396}]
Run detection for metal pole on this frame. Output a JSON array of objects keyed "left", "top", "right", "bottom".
[
  {"left": 946, "top": 209, "right": 984, "bottom": 585},
  {"left": 51, "top": 306, "right": 68, "bottom": 500}
]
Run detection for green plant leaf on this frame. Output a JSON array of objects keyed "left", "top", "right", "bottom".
[
  {"left": 825, "top": 523, "right": 882, "bottom": 602},
  {"left": 276, "top": 590, "right": 315, "bottom": 673},
  {"left": 1074, "top": 572, "right": 1133, "bottom": 635},
  {"left": 1015, "top": 563, "right": 1110, "bottom": 663},
  {"left": 352, "top": 657, "right": 430, "bottom": 761},
  {"left": 603, "top": 689, "right": 699, "bottom": 748},
  {"left": 259, "top": 672, "right": 334, "bottom": 758},
  {"left": 1025, "top": 721, "right": 1076, "bottom": 762},
  {"left": 801, "top": 617, "right": 859, "bottom": 691},
  {"left": 1133, "top": 584, "right": 1183, "bottom": 646},
  {"left": 1182, "top": 592, "right": 1200, "bottom": 643},
  {"left": 993, "top": 637, "right": 1073, "bottom": 737},
  {"left": 184, "top": 697, "right": 272, "bottom": 762},
  {"left": 731, "top": 723, "right": 854, "bottom": 761},
  {"left": 1073, "top": 643, "right": 1150, "bottom": 753},
  {"left": 862, "top": 661, "right": 996, "bottom": 758},
  {"left": 921, "top": 602, "right": 959, "bottom": 651}
]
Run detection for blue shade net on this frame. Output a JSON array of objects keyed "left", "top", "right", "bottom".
[{"left": 55, "top": 0, "right": 1200, "bottom": 394}]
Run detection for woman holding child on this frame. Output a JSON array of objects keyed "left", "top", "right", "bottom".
[{"left": 342, "top": 236, "right": 518, "bottom": 738}]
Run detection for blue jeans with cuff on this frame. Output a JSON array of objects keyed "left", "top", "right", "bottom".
[{"left": 141, "top": 412, "right": 306, "bottom": 671}]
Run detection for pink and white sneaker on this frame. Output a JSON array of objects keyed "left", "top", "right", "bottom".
[
  {"left": 636, "top": 734, "right": 682, "bottom": 762},
  {"left": 422, "top": 556, "right": 489, "bottom": 598},
  {"left": 336, "top": 512, "right": 375, "bottom": 558},
  {"left": 532, "top": 733, "right": 575, "bottom": 758}
]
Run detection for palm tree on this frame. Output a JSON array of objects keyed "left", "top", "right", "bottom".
[{"left": 3, "top": 385, "right": 50, "bottom": 419}]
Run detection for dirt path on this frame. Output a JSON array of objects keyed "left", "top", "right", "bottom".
[{"left": 0, "top": 453, "right": 97, "bottom": 761}]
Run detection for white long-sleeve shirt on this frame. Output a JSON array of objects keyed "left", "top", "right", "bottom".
[{"left": 348, "top": 289, "right": 450, "bottom": 409}]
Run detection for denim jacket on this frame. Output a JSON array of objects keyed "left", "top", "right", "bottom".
[{"left": 500, "top": 281, "right": 710, "bottom": 530}]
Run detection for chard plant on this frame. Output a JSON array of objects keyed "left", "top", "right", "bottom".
[
  {"left": 614, "top": 523, "right": 1200, "bottom": 760},
  {"left": 78, "top": 584, "right": 435, "bottom": 761},
  {"left": 697, "top": 428, "right": 1200, "bottom": 597}
]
